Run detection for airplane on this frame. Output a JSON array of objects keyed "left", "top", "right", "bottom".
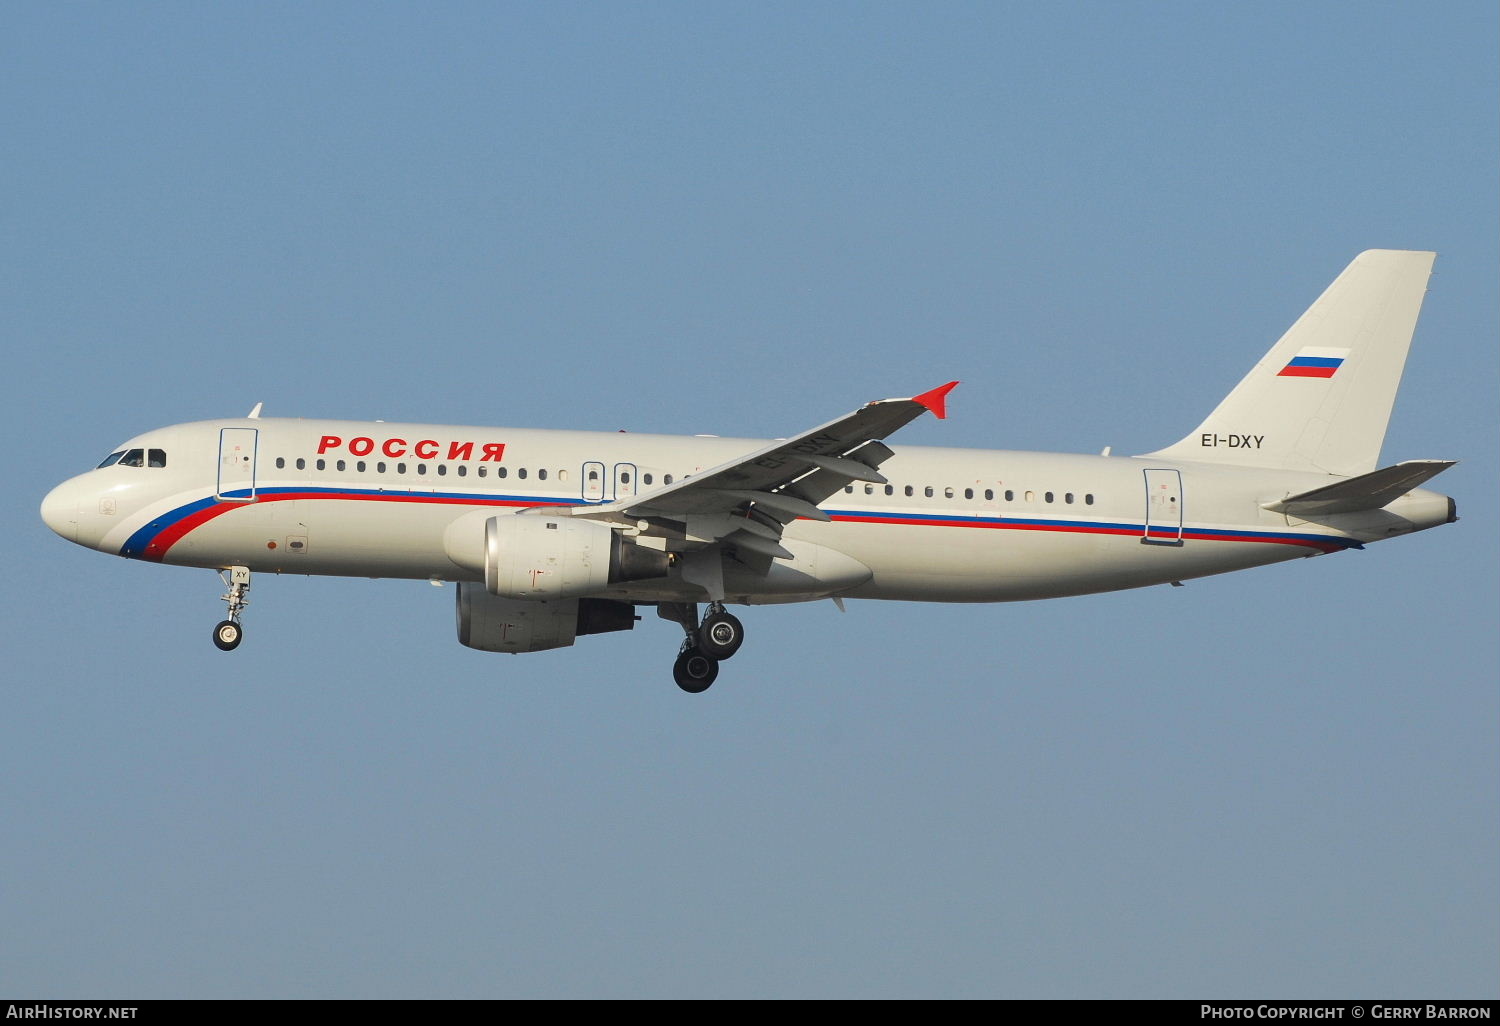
[{"left": 40, "top": 250, "right": 1457, "bottom": 693}]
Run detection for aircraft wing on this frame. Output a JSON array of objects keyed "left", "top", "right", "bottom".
[{"left": 572, "top": 381, "right": 958, "bottom": 558}]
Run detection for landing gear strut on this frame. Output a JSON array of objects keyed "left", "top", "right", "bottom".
[
  {"left": 212, "top": 565, "right": 251, "bottom": 651},
  {"left": 659, "top": 600, "right": 745, "bottom": 693}
]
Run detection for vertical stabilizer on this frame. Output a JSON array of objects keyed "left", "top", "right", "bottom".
[{"left": 1145, "top": 250, "right": 1436, "bottom": 476}]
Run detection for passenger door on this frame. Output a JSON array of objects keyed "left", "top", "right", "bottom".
[
  {"left": 1142, "top": 468, "right": 1182, "bottom": 544},
  {"left": 216, "top": 428, "right": 258, "bottom": 501}
]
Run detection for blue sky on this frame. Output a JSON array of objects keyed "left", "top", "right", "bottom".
[{"left": 3, "top": 1, "right": 1495, "bottom": 999}]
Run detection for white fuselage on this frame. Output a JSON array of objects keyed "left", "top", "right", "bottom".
[{"left": 40, "top": 416, "right": 1455, "bottom": 606}]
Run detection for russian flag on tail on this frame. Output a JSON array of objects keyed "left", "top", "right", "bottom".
[{"left": 1278, "top": 346, "right": 1350, "bottom": 378}]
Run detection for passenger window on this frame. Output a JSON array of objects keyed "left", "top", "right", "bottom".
[
  {"left": 845, "top": 485, "right": 854, "bottom": 494},
  {"left": 984, "top": 489, "right": 994, "bottom": 500},
  {"left": 664, "top": 475, "right": 674, "bottom": 485},
  {"left": 148, "top": 449, "right": 167, "bottom": 468},
  {"left": 397, "top": 463, "right": 407, "bottom": 474},
  {"left": 296, "top": 458, "right": 306, "bottom": 471},
  {"left": 924, "top": 486, "right": 934, "bottom": 498},
  {"left": 1065, "top": 492, "right": 1074, "bottom": 504},
  {"left": 119, "top": 449, "right": 144, "bottom": 467},
  {"left": 97, "top": 451, "right": 125, "bottom": 469},
  {"left": 416, "top": 463, "right": 427, "bottom": 475},
  {"left": 884, "top": 485, "right": 894, "bottom": 496},
  {"left": 964, "top": 488, "right": 973, "bottom": 500},
  {"left": 336, "top": 459, "right": 346, "bottom": 471},
  {"left": 357, "top": 461, "right": 366, "bottom": 472},
  {"left": 1045, "top": 491, "right": 1054, "bottom": 503},
  {"left": 1005, "top": 490, "right": 1015, "bottom": 501},
  {"left": 618, "top": 471, "right": 628, "bottom": 484},
  {"left": 539, "top": 469, "right": 548, "bottom": 481},
  {"left": 559, "top": 469, "right": 568, "bottom": 482},
  {"left": 904, "top": 485, "right": 914, "bottom": 497},
  {"left": 316, "top": 459, "right": 326, "bottom": 471},
  {"left": 1085, "top": 494, "right": 1095, "bottom": 505},
  {"left": 477, "top": 467, "right": 486, "bottom": 478},
  {"left": 518, "top": 468, "right": 527, "bottom": 480},
  {"left": 643, "top": 473, "right": 653, "bottom": 485},
  {"left": 275, "top": 457, "right": 285, "bottom": 469},
  {"left": 456, "top": 465, "right": 466, "bottom": 477},
  {"left": 589, "top": 469, "right": 600, "bottom": 481},
  {"left": 944, "top": 487, "right": 954, "bottom": 499},
  {"left": 377, "top": 461, "right": 387, "bottom": 473},
  {"left": 437, "top": 464, "right": 447, "bottom": 476},
  {"left": 497, "top": 467, "right": 507, "bottom": 478},
  {"left": 1025, "top": 490, "right": 1034, "bottom": 502}
]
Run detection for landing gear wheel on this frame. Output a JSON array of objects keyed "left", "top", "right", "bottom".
[
  {"left": 673, "top": 647, "right": 719, "bottom": 693},
  {"left": 212, "top": 620, "right": 243, "bottom": 651},
  {"left": 698, "top": 610, "right": 744, "bottom": 660},
  {"left": 214, "top": 566, "right": 251, "bottom": 652}
]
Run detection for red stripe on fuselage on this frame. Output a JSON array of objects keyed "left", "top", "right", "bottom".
[
  {"left": 831, "top": 514, "right": 1343, "bottom": 550},
  {"left": 142, "top": 492, "right": 1350, "bottom": 562},
  {"left": 142, "top": 491, "right": 548, "bottom": 561},
  {"left": 142, "top": 503, "right": 239, "bottom": 561},
  {"left": 1184, "top": 529, "right": 1341, "bottom": 552}
]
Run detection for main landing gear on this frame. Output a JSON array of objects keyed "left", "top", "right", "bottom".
[
  {"left": 699, "top": 604, "right": 744, "bottom": 660},
  {"left": 212, "top": 565, "right": 251, "bottom": 651},
  {"left": 673, "top": 643, "right": 718, "bottom": 694},
  {"left": 660, "top": 601, "right": 745, "bottom": 693}
]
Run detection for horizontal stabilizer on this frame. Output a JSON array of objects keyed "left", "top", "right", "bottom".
[{"left": 1262, "top": 460, "right": 1456, "bottom": 516}]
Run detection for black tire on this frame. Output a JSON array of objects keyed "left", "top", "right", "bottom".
[
  {"left": 673, "top": 648, "right": 719, "bottom": 693},
  {"left": 212, "top": 620, "right": 242, "bottom": 651},
  {"left": 698, "top": 610, "right": 744, "bottom": 660}
]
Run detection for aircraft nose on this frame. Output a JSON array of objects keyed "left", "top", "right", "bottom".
[{"left": 41, "top": 481, "right": 80, "bottom": 542}]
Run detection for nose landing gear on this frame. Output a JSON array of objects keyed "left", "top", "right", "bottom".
[{"left": 212, "top": 566, "right": 251, "bottom": 651}]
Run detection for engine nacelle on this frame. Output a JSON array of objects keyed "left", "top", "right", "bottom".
[
  {"left": 484, "top": 514, "right": 669, "bottom": 600},
  {"left": 456, "top": 583, "right": 637, "bottom": 653}
]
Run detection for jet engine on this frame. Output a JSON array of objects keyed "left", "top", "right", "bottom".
[
  {"left": 456, "top": 583, "right": 637, "bottom": 653},
  {"left": 483, "top": 515, "right": 670, "bottom": 600}
]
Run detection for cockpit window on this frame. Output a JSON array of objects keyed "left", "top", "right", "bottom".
[
  {"left": 97, "top": 451, "right": 126, "bottom": 469},
  {"left": 118, "top": 449, "right": 145, "bottom": 468},
  {"left": 148, "top": 448, "right": 167, "bottom": 468}
]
